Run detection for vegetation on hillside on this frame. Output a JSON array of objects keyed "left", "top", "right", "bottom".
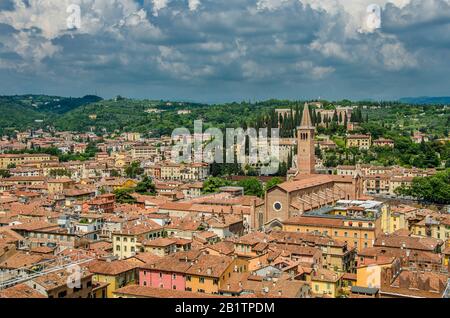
[
  {"left": 395, "top": 169, "right": 450, "bottom": 204},
  {"left": 1, "top": 95, "right": 448, "bottom": 171},
  {"left": 0, "top": 95, "right": 102, "bottom": 135}
]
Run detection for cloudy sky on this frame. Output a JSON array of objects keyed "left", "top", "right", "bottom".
[{"left": 0, "top": 0, "right": 449, "bottom": 102}]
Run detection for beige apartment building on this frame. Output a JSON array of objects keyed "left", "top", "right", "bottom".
[
  {"left": 123, "top": 132, "right": 141, "bottom": 142},
  {"left": 130, "top": 145, "right": 158, "bottom": 159},
  {"left": 411, "top": 215, "right": 450, "bottom": 241},
  {"left": 373, "top": 138, "right": 394, "bottom": 148},
  {"left": 282, "top": 201, "right": 387, "bottom": 251},
  {"left": 346, "top": 134, "right": 372, "bottom": 150},
  {"left": 0, "top": 154, "right": 57, "bottom": 169},
  {"left": 335, "top": 164, "right": 435, "bottom": 196},
  {"left": 160, "top": 162, "right": 209, "bottom": 181},
  {"left": 112, "top": 221, "right": 164, "bottom": 259}
]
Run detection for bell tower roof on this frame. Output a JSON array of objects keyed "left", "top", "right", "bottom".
[{"left": 299, "top": 103, "right": 314, "bottom": 129}]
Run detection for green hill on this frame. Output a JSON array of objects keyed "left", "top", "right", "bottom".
[
  {"left": 53, "top": 99, "right": 276, "bottom": 136},
  {"left": 1, "top": 95, "right": 448, "bottom": 140},
  {"left": 0, "top": 95, "right": 103, "bottom": 134}
]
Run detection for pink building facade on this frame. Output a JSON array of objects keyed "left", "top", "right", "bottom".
[{"left": 139, "top": 269, "right": 186, "bottom": 291}]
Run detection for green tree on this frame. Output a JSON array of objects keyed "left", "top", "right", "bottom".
[
  {"left": 114, "top": 188, "right": 137, "bottom": 204},
  {"left": 237, "top": 177, "right": 264, "bottom": 197},
  {"left": 135, "top": 176, "right": 156, "bottom": 195},
  {"left": 49, "top": 169, "right": 72, "bottom": 178},
  {"left": 398, "top": 169, "right": 450, "bottom": 204},
  {"left": 245, "top": 166, "right": 258, "bottom": 176},
  {"left": 0, "top": 169, "right": 11, "bottom": 178},
  {"left": 202, "top": 177, "right": 232, "bottom": 194},
  {"left": 125, "top": 161, "right": 144, "bottom": 178},
  {"left": 110, "top": 169, "right": 121, "bottom": 177},
  {"left": 324, "top": 152, "right": 339, "bottom": 167},
  {"left": 278, "top": 162, "right": 288, "bottom": 176},
  {"left": 264, "top": 177, "right": 283, "bottom": 192}
]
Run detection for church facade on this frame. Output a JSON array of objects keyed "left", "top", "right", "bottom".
[{"left": 264, "top": 103, "right": 363, "bottom": 228}]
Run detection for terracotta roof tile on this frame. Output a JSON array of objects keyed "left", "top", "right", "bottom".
[
  {"left": 0, "top": 283, "right": 46, "bottom": 298},
  {"left": 88, "top": 259, "right": 138, "bottom": 275}
]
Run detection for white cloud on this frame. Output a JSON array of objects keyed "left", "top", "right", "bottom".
[
  {"left": 157, "top": 45, "right": 213, "bottom": 79},
  {"left": 198, "top": 42, "right": 225, "bottom": 52},
  {"left": 309, "top": 41, "right": 352, "bottom": 61},
  {"left": 119, "top": 9, "right": 147, "bottom": 27},
  {"left": 188, "top": 0, "right": 201, "bottom": 11},
  {"left": 151, "top": 0, "right": 169, "bottom": 16},
  {"left": 0, "top": 0, "right": 448, "bottom": 100},
  {"left": 150, "top": 0, "right": 201, "bottom": 16},
  {"left": 256, "top": 0, "right": 292, "bottom": 10},
  {"left": 0, "top": 0, "right": 157, "bottom": 39},
  {"left": 0, "top": 0, "right": 160, "bottom": 66},
  {"left": 295, "top": 61, "right": 335, "bottom": 79},
  {"left": 380, "top": 42, "right": 417, "bottom": 70},
  {"left": 242, "top": 60, "right": 272, "bottom": 79}
]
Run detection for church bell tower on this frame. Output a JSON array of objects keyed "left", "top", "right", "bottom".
[{"left": 297, "top": 103, "right": 316, "bottom": 176}]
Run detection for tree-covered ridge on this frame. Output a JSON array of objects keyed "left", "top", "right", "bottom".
[
  {"left": 53, "top": 99, "right": 405, "bottom": 137},
  {"left": 0, "top": 95, "right": 448, "bottom": 137},
  {"left": 364, "top": 103, "right": 449, "bottom": 138},
  {"left": 0, "top": 96, "right": 449, "bottom": 166},
  {"left": 0, "top": 94, "right": 102, "bottom": 113},
  {"left": 52, "top": 98, "right": 284, "bottom": 136},
  {"left": 0, "top": 95, "right": 102, "bottom": 135}
]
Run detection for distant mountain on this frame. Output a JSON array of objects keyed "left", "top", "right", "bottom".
[{"left": 399, "top": 96, "right": 450, "bottom": 105}]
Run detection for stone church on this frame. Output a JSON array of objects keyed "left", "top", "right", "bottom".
[{"left": 263, "top": 103, "right": 363, "bottom": 228}]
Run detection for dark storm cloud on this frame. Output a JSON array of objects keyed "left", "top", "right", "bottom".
[{"left": 0, "top": 0, "right": 449, "bottom": 102}]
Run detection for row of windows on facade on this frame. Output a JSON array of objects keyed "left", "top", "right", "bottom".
[
  {"left": 299, "top": 229, "right": 371, "bottom": 239},
  {"left": 42, "top": 280, "right": 92, "bottom": 298},
  {"left": 116, "top": 245, "right": 136, "bottom": 252},
  {"left": 115, "top": 237, "right": 136, "bottom": 242},
  {"left": 141, "top": 275, "right": 220, "bottom": 286},
  {"left": 115, "top": 232, "right": 162, "bottom": 242},
  {"left": 142, "top": 266, "right": 246, "bottom": 283},
  {"left": 416, "top": 230, "right": 450, "bottom": 239},
  {"left": 30, "top": 232, "right": 75, "bottom": 241},
  {"left": 141, "top": 283, "right": 211, "bottom": 294}
]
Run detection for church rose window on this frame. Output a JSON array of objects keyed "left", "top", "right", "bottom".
[{"left": 273, "top": 202, "right": 282, "bottom": 211}]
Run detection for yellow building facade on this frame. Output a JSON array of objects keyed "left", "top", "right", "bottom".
[
  {"left": 185, "top": 258, "right": 247, "bottom": 294},
  {"left": 283, "top": 217, "right": 382, "bottom": 251},
  {"left": 0, "top": 154, "right": 56, "bottom": 169},
  {"left": 113, "top": 228, "right": 165, "bottom": 260}
]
